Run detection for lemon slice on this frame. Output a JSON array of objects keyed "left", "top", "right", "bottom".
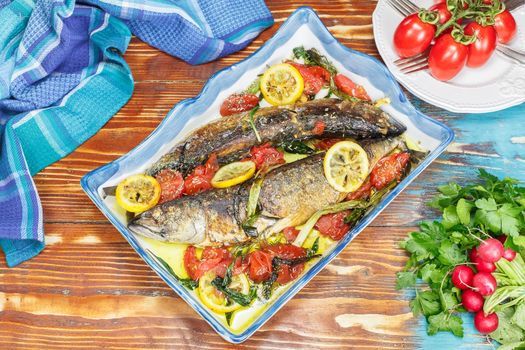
[
  {"left": 116, "top": 174, "right": 161, "bottom": 213},
  {"left": 260, "top": 63, "right": 304, "bottom": 106},
  {"left": 198, "top": 271, "right": 251, "bottom": 313},
  {"left": 323, "top": 141, "right": 369, "bottom": 192},
  {"left": 211, "top": 161, "right": 256, "bottom": 188}
]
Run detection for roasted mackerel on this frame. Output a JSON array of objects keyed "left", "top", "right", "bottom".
[
  {"left": 129, "top": 137, "right": 408, "bottom": 245},
  {"left": 147, "top": 98, "right": 406, "bottom": 176}
]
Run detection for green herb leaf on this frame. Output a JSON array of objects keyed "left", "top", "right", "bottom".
[
  {"left": 410, "top": 290, "right": 441, "bottom": 317},
  {"left": 427, "top": 312, "right": 463, "bottom": 337},
  {"left": 490, "top": 308, "right": 525, "bottom": 344},
  {"left": 211, "top": 277, "right": 255, "bottom": 307},
  {"left": 396, "top": 271, "right": 416, "bottom": 290},
  {"left": 438, "top": 240, "right": 466, "bottom": 266},
  {"left": 456, "top": 198, "right": 473, "bottom": 225},
  {"left": 154, "top": 254, "right": 198, "bottom": 290},
  {"left": 278, "top": 140, "right": 316, "bottom": 155}
]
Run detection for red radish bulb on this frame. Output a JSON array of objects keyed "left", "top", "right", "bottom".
[
  {"left": 473, "top": 256, "right": 497, "bottom": 273},
  {"left": 472, "top": 272, "right": 497, "bottom": 296},
  {"left": 470, "top": 247, "right": 479, "bottom": 261},
  {"left": 477, "top": 238, "right": 504, "bottom": 262},
  {"left": 451, "top": 265, "right": 475, "bottom": 290},
  {"left": 461, "top": 290, "right": 484, "bottom": 312},
  {"left": 497, "top": 235, "right": 507, "bottom": 244},
  {"left": 503, "top": 248, "right": 517, "bottom": 262},
  {"left": 474, "top": 311, "right": 499, "bottom": 334}
]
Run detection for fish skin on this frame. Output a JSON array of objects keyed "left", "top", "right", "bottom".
[
  {"left": 129, "top": 137, "right": 407, "bottom": 246},
  {"left": 146, "top": 98, "right": 406, "bottom": 176}
]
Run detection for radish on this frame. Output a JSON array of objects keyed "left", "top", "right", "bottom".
[
  {"left": 472, "top": 272, "right": 497, "bottom": 296},
  {"left": 451, "top": 265, "right": 474, "bottom": 290},
  {"left": 461, "top": 290, "right": 484, "bottom": 312},
  {"left": 469, "top": 247, "right": 479, "bottom": 262},
  {"left": 473, "top": 255, "right": 497, "bottom": 273},
  {"left": 503, "top": 248, "right": 517, "bottom": 262},
  {"left": 497, "top": 235, "right": 507, "bottom": 244},
  {"left": 477, "top": 238, "right": 504, "bottom": 263},
  {"left": 474, "top": 311, "right": 499, "bottom": 334}
]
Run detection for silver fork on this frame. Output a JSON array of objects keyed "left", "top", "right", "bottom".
[{"left": 388, "top": 0, "right": 525, "bottom": 74}]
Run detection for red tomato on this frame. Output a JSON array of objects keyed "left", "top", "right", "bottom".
[
  {"left": 183, "top": 154, "right": 219, "bottom": 195},
  {"left": 220, "top": 93, "right": 259, "bottom": 117},
  {"left": 265, "top": 243, "right": 306, "bottom": 259},
  {"left": 393, "top": 13, "right": 436, "bottom": 58},
  {"left": 346, "top": 179, "right": 372, "bottom": 200},
  {"left": 155, "top": 169, "right": 185, "bottom": 203},
  {"left": 334, "top": 74, "right": 371, "bottom": 101},
  {"left": 314, "top": 138, "right": 344, "bottom": 151},
  {"left": 370, "top": 152, "right": 410, "bottom": 190},
  {"left": 184, "top": 246, "right": 233, "bottom": 280},
  {"left": 428, "top": 33, "right": 469, "bottom": 81},
  {"left": 464, "top": 22, "right": 497, "bottom": 68},
  {"left": 312, "top": 120, "right": 325, "bottom": 135},
  {"left": 276, "top": 263, "right": 305, "bottom": 284},
  {"left": 250, "top": 143, "right": 285, "bottom": 170},
  {"left": 248, "top": 250, "right": 273, "bottom": 283},
  {"left": 494, "top": 10, "right": 517, "bottom": 44},
  {"left": 288, "top": 62, "right": 330, "bottom": 95},
  {"left": 429, "top": 2, "right": 453, "bottom": 24},
  {"left": 283, "top": 227, "right": 300, "bottom": 242},
  {"left": 232, "top": 256, "right": 249, "bottom": 275},
  {"left": 184, "top": 246, "right": 202, "bottom": 280},
  {"left": 314, "top": 211, "right": 351, "bottom": 241}
]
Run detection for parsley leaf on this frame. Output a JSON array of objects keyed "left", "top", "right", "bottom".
[
  {"left": 410, "top": 290, "right": 441, "bottom": 317},
  {"left": 396, "top": 271, "right": 416, "bottom": 290},
  {"left": 427, "top": 312, "right": 463, "bottom": 337}
]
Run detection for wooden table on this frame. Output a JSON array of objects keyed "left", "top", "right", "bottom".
[{"left": 1, "top": 1, "right": 523, "bottom": 349}]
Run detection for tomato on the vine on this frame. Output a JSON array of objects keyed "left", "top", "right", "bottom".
[
  {"left": 494, "top": 10, "right": 517, "bottom": 44},
  {"left": 393, "top": 13, "right": 436, "bottom": 58},
  {"left": 464, "top": 22, "right": 497, "bottom": 68},
  {"left": 429, "top": 2, "right": 453, "bottom": 24},
  {"left": 428, "top": 33, "right": 469, "bottom": 81}
]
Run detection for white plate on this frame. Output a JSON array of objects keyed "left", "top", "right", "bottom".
[{"left": 373, "top": 0, "right": 525, "bottom": 113}]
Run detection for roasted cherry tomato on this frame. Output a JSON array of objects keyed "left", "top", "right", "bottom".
[
  {"left": 428, "top": 33, "right": 469, "bottom": 81},
  {"left": 265, "top": 243, "right": 306, "bottom": 260},
  {"left": 464, "top": 22, "right": 497, "bottom": 68},
  {"left": 288, "top": 62, "right": 330, "bottom": 95},
  {"left": 220, "top": 93, "right": 259, "bottom": 117},
  {"left": 250, "top": 143, "right": 285, "bottom": 170},
  {"left": 183, "top": 154, "right": 219, "bottom": 195},
  {"left": 314, "top": 138, "right": 344, "bottom": 151},
  {"left": 314, "top": 210, "right": 351, "bottom": 241},
  {"left": 184, "top": 246, "right": 202, "bottom": 280},
  {"left": 312, "top": 120, "right": 326, "bottom": 135},
  {"left": 283, "top": 227, "right": 300, "bottom": 242},
  {"left": 393, "top": 13, "right": 436, "bottom": 58},
  {"left": 155, "top": 169, "right": 185, "bottom": 203},
  {"left": 184, "top": 246, "right": 233, "bottom": 280},
  {"left": 248, "top": 250, "right": 273, "bottom": 283},
  {"left": 346, "top": 179, "right": 372, "bottom": 200},
  {"left": 232, "top": 256, "right": 249, "bottom": 275},
  {"left": 494, "top": 10, "right": 517, "bottom": 44},
  {"left": 370, "top": 152, "right": 410, "bottom": 190},
  {"left": 334, "top": 74, "right": 371, "bottom": 101},
  {"left": 276, "top": 263, "right": 305, "bottom": 284}
]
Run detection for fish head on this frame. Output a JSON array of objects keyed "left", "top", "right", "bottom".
[{"left": 128, "top": 202, "right": 207, "bottom": 244}]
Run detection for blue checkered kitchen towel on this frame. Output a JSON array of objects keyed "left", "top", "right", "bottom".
[{"left": 0, "top": 0, "right": 273, "bottom": 267}]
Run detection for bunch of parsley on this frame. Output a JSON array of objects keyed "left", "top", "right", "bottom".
[{"left": 397, "top": 169, "right": 525, "bottom": 337}]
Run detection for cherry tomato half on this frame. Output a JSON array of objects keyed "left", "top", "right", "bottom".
[
  {"left": 370, "top": 152, "right": 410, "bottom": 190},
  {"left": 314, "top": 211, "right": 351, "bottom": 241},
  {"left": 494, "top": 10, "right": 517, "bottom": 44},
  {"left": 155, "top": 169, "right": 185, "bottom": 203},
  {"left": 393, "top": 13, "right": 436, "bottom": 58},
  {"left": 464, "top": 22, "right": 497, "bottom": 68},
  {"left": 428, "top": 33, "right": 469, "bottom": 81},
  {"left": 288, "top": 62, "right": 331, "bottom": 95},
  {"left": 250, "top": 143, "right": 285, "bottom": 170},
  {"left": 265, "top": 243, "right": 306, "bottom": 260},
  {"left": 334, "top": 74, "right": 371, "bottom": 101},
  {"left": 248, "top": 250, "right": 273, "bottom": 283},
  {"left": 183, "top": 154, "right": 219, "bottom": 195},
  {"left": 220, "top": 93, "right": 259, "bottom": 117}
]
